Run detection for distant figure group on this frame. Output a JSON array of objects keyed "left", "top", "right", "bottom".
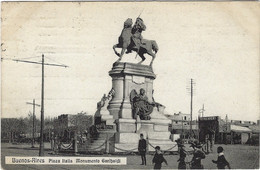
[
  {"left": 138, "top": 134, "right": 231, "bottom": 169},
  {"left": 50, "top": 132, "right": 60, "bottom": 155},
  {"left": 205, "top": 131, "right": 215, "bottom": 153}
]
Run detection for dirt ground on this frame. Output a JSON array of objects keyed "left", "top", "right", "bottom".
[{"left": 1, "top": 142, "right": 259, "bottom": 169}]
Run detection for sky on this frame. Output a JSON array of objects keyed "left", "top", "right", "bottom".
[{"left": 1, "top": 2, "right": 259, "bottom": 121}]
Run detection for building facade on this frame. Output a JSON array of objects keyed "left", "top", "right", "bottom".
[
  {"left": 53, "top": 114, "right": 93, "bottom": 142},
  {"left": 166, "top": 112, "right": 198, "bottom": 140}
]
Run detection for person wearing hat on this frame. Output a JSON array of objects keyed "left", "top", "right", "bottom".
[
  {"left": 177, "top": 143, "right": 188, "bottom": 169},
  {"left": 212, "top": 146, "right": 231, "bottom": 169},
  {"left": 138, "top": 133, "right": 147, "bottom": 165},
  {"left": 152, "top": 146, "right": 168, "bottom": 169},
  {"left": 126, "top": 17, "right": 146, "bottom": 54},
  {"left": 190, "top": 143, "right": 206, "bottom": 169}
]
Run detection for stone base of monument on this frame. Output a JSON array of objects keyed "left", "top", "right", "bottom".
[
  {"left": 114, "top": 132, "right": 139, "bottom": 152},
  {"left": 116, "top": 119, "right": 136, "bottom": 132},
  {"left": 96, "top": 62, "right": 179, "bottom": 153},
  {"left": 101, "top": 114, "right": 114, "bottom": 126},
  {"left": 99, "top": 100, "right": 115, "bottom": 126},
  {"left": 110, "top": 107, "right": 177, "bottom": 153}
]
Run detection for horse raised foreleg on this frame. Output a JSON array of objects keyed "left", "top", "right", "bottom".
[
  {"left": 113, "top": 44, "right": 120, "bottom": 57},
  {"left": 116, "top": 48, "right": 126, "bottom": 62}
]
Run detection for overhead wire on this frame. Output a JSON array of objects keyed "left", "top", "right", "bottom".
[{"left": 2, "top": 56, "right": 68, "bottom": 68}]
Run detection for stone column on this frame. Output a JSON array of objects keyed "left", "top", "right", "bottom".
[
  {"left": 145, "top": 78, "right": 154, "bottom": 102},
  {"left": 108, "top": 76, "right": 124, "bottom": 120},
  {"left": 120, "top": 75, "right": 132, "bottom": 119}
]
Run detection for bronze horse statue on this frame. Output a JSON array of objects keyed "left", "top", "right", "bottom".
[{"left": 113, "top": 18, "right": 159, "bottom": 66}]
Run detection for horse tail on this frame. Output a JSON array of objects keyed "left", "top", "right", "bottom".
[{"left": 151, "top": 40, "right": 159, "bottom": 53}]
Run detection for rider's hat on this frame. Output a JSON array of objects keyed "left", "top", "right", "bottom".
[{"left": 137, "top": 17, "right": 143, "bottom": 22}]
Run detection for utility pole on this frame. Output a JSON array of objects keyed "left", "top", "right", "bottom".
[
  {"left": 190, "top": 79, "right": 194, "bottom": 138},
  {"left": 6, "top": 54, "right": 68, "bottom": 156},
  {"left": 198, "top": 115, "right": 200, "bottom": 142},
  {"left": 39, "top": 54, "right": 44, "bottom": 156},
  {"left": 26, "top": 99, "right": 40, "bottom": 148},
  {"left": 181, "top": 116, "right": 184, "bottom": 139}
]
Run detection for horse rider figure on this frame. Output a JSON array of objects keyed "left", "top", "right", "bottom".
[
  {"left": 113, "top": 17, "right": 158, "bottom": 66},
  {"left": 127, "top": 17, "right": 146, "bottom": 54}
]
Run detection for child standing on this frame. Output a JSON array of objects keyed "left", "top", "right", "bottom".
[
  {"left": 190, "top": 143, "right": 206, "bottom": 169},
  {"left": 212, "top": 146, "right": 231, "bottom": 169},
  {"left": 152, "top": 146, "right": 168, "bottom": 169}
]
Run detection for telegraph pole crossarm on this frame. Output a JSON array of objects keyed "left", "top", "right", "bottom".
[
  {"left": 11, "top": 54, "right": 68, "bottom": 156},
  {"left": 12, "top": 59, "right": 68, "bottom": 68},
  {"left": 26, "top": 102, "right": 41, "bottom": 107}
]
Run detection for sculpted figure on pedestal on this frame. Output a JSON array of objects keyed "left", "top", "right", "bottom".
[
  {"left": 97, "top": 88, "right": 115, "bottom": 109},
  {"left": 113, "top": 17, "right": 159, "bottom": 66},
  {"left": 130, "top": 88, "right": 154, "bottom": 120}
]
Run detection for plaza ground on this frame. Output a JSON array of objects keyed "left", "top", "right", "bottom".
[{"left": 1, "top": 142, "right": 259, "bottom": 169}]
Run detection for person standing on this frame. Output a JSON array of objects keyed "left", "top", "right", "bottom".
[
  {"left": 54, "top": 135, "right": 59, "bottom": 154},
  {"left": 177, "top": 143, "right": 188, "bottom": 169},
  {"left": 50, "top": 132, "right": 55, "bottom": 153},
  {"left": 138, "top": 133, "right": 147, "bottom": 165},
  {"left": 190, "top": 143, "right": 206, "bottom": 169},
  {"left": 175, "top": 138, "right": 182, "bottom": 153},
  {"left": 152, "top": 146, "right": 168, "bottom": 169},
  {"left": 212, "top": 146, "right": 231, "bottom": 169},
  {"left": 209, "top": 132, "right": 215, "bottom": 152},
  {"left": 205, "top": 134, "right": 210, "bottom": 154}
]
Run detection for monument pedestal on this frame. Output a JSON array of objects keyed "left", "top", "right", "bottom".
[
  {"left": 116, "top": 119, "right": 136, "bottom": 133},
  {"left": 100, "top": 101, "right": 115, "bottom": 126},
  {"left": 106, "top": 62, "right": 176, "bottom": 153},
  {"left": 108, "top": 62, "right": 156, "bottom": 119}
]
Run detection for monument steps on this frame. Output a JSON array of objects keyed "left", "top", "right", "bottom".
[
  {"left": 114, "top": 143, "right": 138, "bottom": 152},
  {"left": 84, "top": 128, "right": 116, "bottom": 152},
  {"left": 148, "top": 139, "right": 177, "bottom": 145},
  {"left": 89, "top": 139, "right": 105, "bottom": 144}
]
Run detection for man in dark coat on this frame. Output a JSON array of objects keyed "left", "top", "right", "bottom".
[
  {"left": 212, "top": 146, "right": 231, "bottom": 169},
  {"left": 152, "top": 146, "right": 168, "bottom": 169},
  {"left": 138, "top": 133, "right": 147, "bottom": 165}
]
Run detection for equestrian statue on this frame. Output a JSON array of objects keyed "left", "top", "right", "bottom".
[{"left": 113, "top": 17, "right": 159, "bottom": 66}]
